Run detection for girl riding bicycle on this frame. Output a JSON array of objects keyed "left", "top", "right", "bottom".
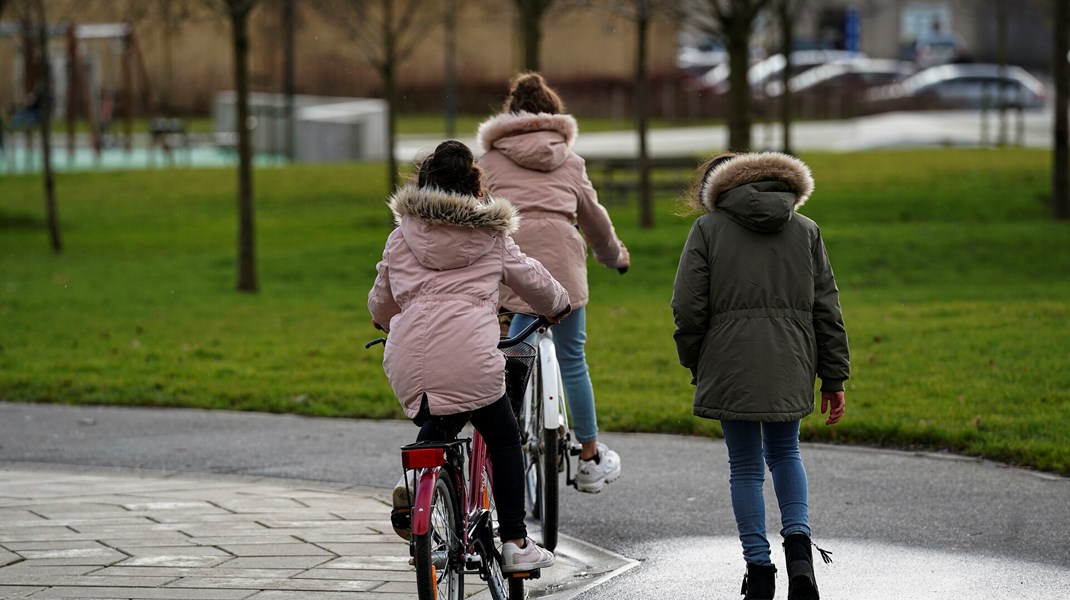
[
  {"left": 368, "top": 140, "right": 570, "bottom": 572},
  {"left": 477, "top": 72, "right": 630, "bottom": 492}
]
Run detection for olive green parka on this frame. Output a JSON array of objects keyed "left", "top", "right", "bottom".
[{"left": 671, "top": 152, "right": 850, "bottom": 422}]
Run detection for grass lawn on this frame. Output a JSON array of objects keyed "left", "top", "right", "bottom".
[{"left": 1, "top": 149, "right": 1068, "bottom": 474}]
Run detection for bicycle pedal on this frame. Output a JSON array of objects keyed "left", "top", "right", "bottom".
[
  {"left": 508, "top": 569, "right": 541, "bottom": 580},
  {"left": 389, "top": 509, "right": 411, "bottom": 531},
  {"left": 569, "top": 443, "right": 582, "bottom": 456}
]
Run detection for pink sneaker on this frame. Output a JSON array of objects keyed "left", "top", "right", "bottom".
[{"left": 501, "top": 537, "right": 554, "bottom": 572}]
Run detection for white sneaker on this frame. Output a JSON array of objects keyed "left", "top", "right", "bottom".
[
  {"left": 390, "top": 475, "right": 413, "bottom": 541},
  {"left": 501, "top": 537, "right": 554, "bottom": 572},
  {"left": 575, "top": 442, "right": 621, "bottom": 493}
]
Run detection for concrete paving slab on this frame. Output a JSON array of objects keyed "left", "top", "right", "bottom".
[
  {"left": 11, "top": 398, "right": 636, "bottom": 600},
  {"left": 4, "top": 464, "right": 557, "bottom": 597}
]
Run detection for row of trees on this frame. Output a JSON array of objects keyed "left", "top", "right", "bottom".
[{"left": 6, "top": 0, "right": 1069, "bottom": 295}]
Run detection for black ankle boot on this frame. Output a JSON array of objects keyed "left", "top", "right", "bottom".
[
  {"left": 740, "top": 562, "right": 776, "bottom": 599},
  {"left": 783, "top": 534, "right": 831, "bottom": 600}
]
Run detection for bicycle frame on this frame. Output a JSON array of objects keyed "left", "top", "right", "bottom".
[{"left": 406, "top": 435, "right": 488, "bottom": 540}]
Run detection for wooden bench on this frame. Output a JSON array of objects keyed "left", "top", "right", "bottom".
[{"left": 587, "top": 155, "right": 701, "bottom": 204}]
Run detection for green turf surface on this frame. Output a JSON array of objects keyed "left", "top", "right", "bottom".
[{"left": 1, "top": 148, "right": 1067, "bottom": 474}]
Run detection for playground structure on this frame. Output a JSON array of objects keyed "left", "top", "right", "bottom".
[
  {"left": 2, "top": 18, "right": 385, "bottom": 173},
  {"left": 212, "top": 92, "right": 388, "bottom": 164},
  {"left": 0, "top": 20, "right": 179, "bottom": 168}
]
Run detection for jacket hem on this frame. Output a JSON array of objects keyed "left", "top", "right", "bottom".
[{"left": 693, "top": 406, "right": 813, "bottom": 422}]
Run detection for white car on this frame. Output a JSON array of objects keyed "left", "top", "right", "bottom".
[
  {"left": 694, "top": 49, "right": 866, "bottom": 95},
  {"left": 865, "top": 63, "right": 1047, "bottom": 110},
  {"left": 764, "top": 58, "right": 915, "bottom": 98}
]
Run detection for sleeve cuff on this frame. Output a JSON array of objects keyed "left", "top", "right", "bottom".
[{"left": 820, "top": 379, "right": 845, "bottom": 392}]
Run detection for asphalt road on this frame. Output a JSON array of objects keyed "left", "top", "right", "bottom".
[
  {"left": 398, "top": 107, "right": 1056, "bottom": 162},
  {"left": 2, "top": 401, "right": 1068, "bottom": 599}
]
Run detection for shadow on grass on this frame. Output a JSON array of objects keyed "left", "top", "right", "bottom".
[{"left": 0, "top": 210, "right": 43, "bottom": 230}]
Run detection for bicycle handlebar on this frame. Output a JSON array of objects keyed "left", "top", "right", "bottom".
[
  {"left": 497, "top": 314, "right": 550, "bottom": 349},
  {"left": 497, "top": 304, "right": 571, "bottom": 349}
]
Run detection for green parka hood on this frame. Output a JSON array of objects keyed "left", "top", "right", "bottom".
[{"left": 699, "top": 152, "right": 815, "bottom": 233}]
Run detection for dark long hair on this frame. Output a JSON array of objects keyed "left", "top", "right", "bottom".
[
  {"left": 502, "top": 72, "right": 565, "bottom": 115},
  {"left": 416, "top": 140, "right": 485, "bottom": 197}
]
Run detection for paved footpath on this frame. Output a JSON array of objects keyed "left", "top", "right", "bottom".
[
  {"left": 2, "top": 402, "right": 1069, "bottom": 599},
  {"left": 0, "top": 464, "right": 419, "bottom": 599},
  {"left": 0, "top": 463, "right": 629, "bottom": 600}
]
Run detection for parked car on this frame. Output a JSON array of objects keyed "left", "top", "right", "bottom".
[
  {"left": 692, "top": 49, "right": 866, "bottom": 94},
  {"left": 864, "top": 63, "right": 1048, "bottom": 112},
  {"left": 676, "top": 34, "right": 728, "bottom": 76},
  {"left": 764, "top": 58, "right": 915, "bottom": 98},
  {"left": 760, "top": 58, "right": 915, "bottom": 119}
]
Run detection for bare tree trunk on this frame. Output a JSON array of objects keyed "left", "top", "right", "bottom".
[
  {"left": 777, "top": 0, "right": 794, "bottom": 155},
  {"left": 996, "top": 0, "right": 1008, "bottom": 147},
  {"left": 283, "top": 0, "right": 295, "bottom": 161},
  {"left": 65, "top": 24, "right": 77, "bottom": 163},
  {"left": 444, "top": 0, "right": 458, "bottom": 138},
  {"left": 517, "top": 0, "right": 551, "bottom": 71},
  {"left": 121, "top": 31, "right": 133, "bottom": 151},
  {"left": 381, "top": 0, "right": 399, "bottom": 191},
  {"left": 231, "top": 2, "right": 258, "bottom": 292},
  {"left": 34, "top": 0, "right": 61, "bottom": 254},
  {"left": 725, "top": 16, "right": 752, "bottom": 151},
  {"left": 21, "top": 16, "right": 37, "bottom": 172},
  {"left": 635, "top": 1, "right": 653, "bottom": 229},
  {"left": 162, "top": 0, "right": 174, "bottom": 115},
  {"left": 1054, "top": 0, "right": 1069, "bottom": 220}
]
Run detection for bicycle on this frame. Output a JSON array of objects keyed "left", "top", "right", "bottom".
[
  {"left": 503, "top": 312, "right": 581, "bottom": 552},
  {"left": 368, "top": 316, "right": 549, "bottom": 600}
]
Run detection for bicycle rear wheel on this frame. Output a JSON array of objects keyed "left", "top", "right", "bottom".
[
  {"left": 414, "top": 472, "right": 463, "bottom": 600},
  {"left": 484, "top": 545, "right": 510, "bottom": 600}
]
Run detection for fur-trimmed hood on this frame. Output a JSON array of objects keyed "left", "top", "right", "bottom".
[
  {"left": 389, "top": 184, "right": 519, "bottom": 232},
  {"left": 388, "top": 184, "right": 520, "bottom": 270},
  {"left": 699, "top": 152, "right": 815, "bottom": 212},
  {"left": 476, "top": 112, "right": 578, "bottom": 172}
]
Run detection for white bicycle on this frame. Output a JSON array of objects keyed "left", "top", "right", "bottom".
[{"left": 503, "top": 312, "right": 580, "bottom": 552}]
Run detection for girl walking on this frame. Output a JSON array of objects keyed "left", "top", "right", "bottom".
[
  {"left": 368, "top": 140, "right": 570, "bottom": 571},
  {"left": 671, "top": 152, "right": 850, "bottom": 599},
  {"left": 477, "top": 72, "right": 630, "bottom": 493}
]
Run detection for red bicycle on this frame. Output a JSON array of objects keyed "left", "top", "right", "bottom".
[{"left": 371, "top": 316, "right": 548, "bottom": 600}]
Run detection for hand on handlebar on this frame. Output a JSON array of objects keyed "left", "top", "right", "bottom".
[{"left": 547, "top": 304, "right": 572, "bottom": 324}]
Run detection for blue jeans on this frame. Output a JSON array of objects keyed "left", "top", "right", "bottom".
[
  {"left": 508, "top": 307, "right": 598, "bottom": 443},
  {"left": 720, "top": 420, "right": 811, "bottom": 566}
]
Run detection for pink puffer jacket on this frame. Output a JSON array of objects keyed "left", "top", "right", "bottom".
[
  {"left": 368, "top": 184, "right": 570, "bottom": 418},
  {"left": 477, "top": 112, "right": 629, "bottom": 312}
]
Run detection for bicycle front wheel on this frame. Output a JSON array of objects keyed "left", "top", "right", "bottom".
[
  {"left": 523, "top": 362, "right": 560, "bottom": 551},
  {"left": 414, "top": 472, "right": 463, "bottom": 600},
  {"left": 538, "top": 424, "right": 560, "bottom": 551}
]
